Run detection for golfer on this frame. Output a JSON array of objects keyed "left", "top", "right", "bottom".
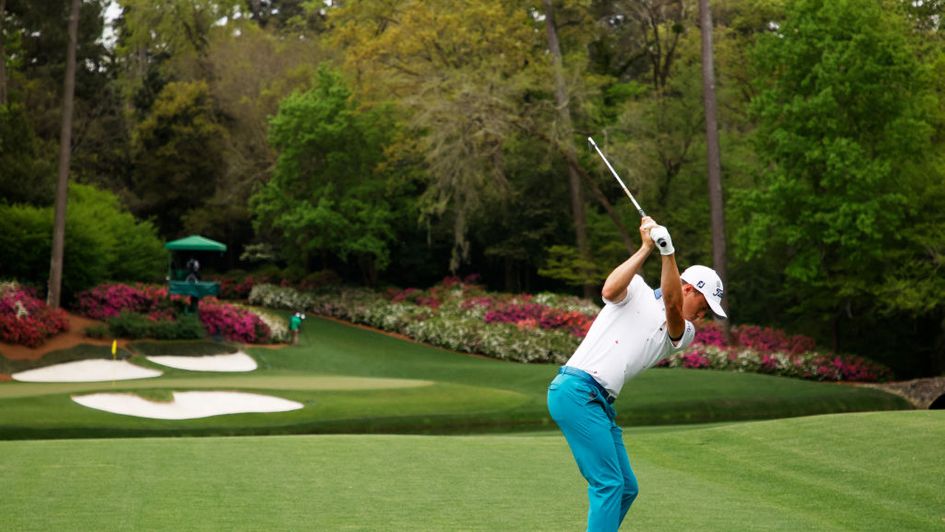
[{"left": 547, "top": 216, "right": 726, "bottom": 531}]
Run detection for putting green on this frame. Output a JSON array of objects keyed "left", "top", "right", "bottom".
[{"left": 0, "top": 375, "right": 434, "bottom": 399}]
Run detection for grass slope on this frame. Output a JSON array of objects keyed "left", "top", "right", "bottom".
[
  {"left": 0, "top": 411, "right": 941, "bottom": 531},
  {"left": 0, "top": 317, "right": 911, "bottom": 439}
]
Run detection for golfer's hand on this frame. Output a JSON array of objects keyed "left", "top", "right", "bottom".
[
  {"left": 649, "top": 226, "right": 675, "bottom": 255},
  {"left": 640, "top": 216, "right": 657, "bottom": 250}
]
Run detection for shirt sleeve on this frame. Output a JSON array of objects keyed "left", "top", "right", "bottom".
[
  {"left": 602, "top": 275, "right": 645, "bottom": 307},
  {"left": 666, "top": 320, "right": 696, "bottom": 352}
]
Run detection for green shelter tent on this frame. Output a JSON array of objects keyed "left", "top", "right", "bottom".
[
  {"left": 165, "top": 235, "right": 227, "bottom": 253},
  {"left": 164, "top": 235, "right": 227, "bottom": 301}
]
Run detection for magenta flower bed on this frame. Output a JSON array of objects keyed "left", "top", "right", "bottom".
[
  {"left": 484, "top": 303, "right": 593, "bottom": 338},
  {"left": 655, "top": 320, "right": 894, "bottom": 382},
  {"left": 208, "top": 274, "right": 277, "bottom": 300},
  {"left": 0, "top": 286, "right": 69, "bottom": 348},
  {"left": 75, "top": 283, "right": 165, "bottom": 320},
  {"left": 390, "top": 287, "right": 442, "bottom": 308},
  {"left": 694, "top": 320, "right": 818, "bottom": 355},
  {"left": 733, "top": 324, "right": 817, "bottom": 355},
  {"left": 76, "top": 282, "right": 273, "bottom": 344},
  {"left": 198, "top": 298, "right": 272, "bottom": 344}
]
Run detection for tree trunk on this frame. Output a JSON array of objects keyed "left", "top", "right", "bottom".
[
  {"left": 698, "top": 0, "right": 729, "bottom": 324},
  {"left": 47, "top": 0, "right": 81, "bottom": 308},
  {"left": 935, "top": 312, "right": 945, "bottom": 375},
  {"left": 0, "top": 0, "right": 7, "bottom": 106},
  {"left": 544, "top": 0, "right": 594, "bottom": 299}
]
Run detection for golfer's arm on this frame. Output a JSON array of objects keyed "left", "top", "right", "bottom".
[
  {"left": 661, "top": 254, "right": 685, "bottom": 339},
  {"left": 602, "top": 245, "right": 654, "bottom": 302}
]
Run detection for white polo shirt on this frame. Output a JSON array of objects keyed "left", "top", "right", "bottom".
[{"left": 565, "top": 275, "right": 695, "bottom": 397}]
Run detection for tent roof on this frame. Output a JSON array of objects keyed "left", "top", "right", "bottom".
[{"left": 164, "top": 235, "right": 227, "bottom": 252}]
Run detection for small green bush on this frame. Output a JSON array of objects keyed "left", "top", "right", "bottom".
[
  {"left": 84, "top": 325, "right": 109, "bottom": 339},
  {"left": 106, "top": 312, "right": 204, "bottom": 340}
]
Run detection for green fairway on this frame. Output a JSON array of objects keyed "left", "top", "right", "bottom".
[
  {"left": 1, "top": 411, "right": 941, "bottom": 531},
  {"left": 0, "top": 317, "right": 911, "bottom": 438}
]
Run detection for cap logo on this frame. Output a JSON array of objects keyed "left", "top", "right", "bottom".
[
  {"left": 697, "top": 280, "right": 705, "bottom": 289},
  {"left": 713, "top": 287, "right": 724, "bottom": 298}
]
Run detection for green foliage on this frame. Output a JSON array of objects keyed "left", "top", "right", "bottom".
[
  {"left": 538, "top": 245, "right": 610, "bottom": 288},
  {"left": 131, "top": 80, "right": 226, "bottom": 236},
  {"left": 251, "top": 66, "right": 400, "bottom": 283},
  {"left": 0, "top": 183, "right": 167, "bottom": 300},
  {"left": 0, "top": 343, "right": 132, "bottom": 374},
  {"left": 329, "top": 1, "right": 548, "bottom": 272},
  {"left": 106, "top": 312, "right": 205, "bottom": 341},
  {"left": 117, "top": 0, "right": 241, "bottom": 67},
  {"left": 128, "top": 340, "right": 238, "bottom": 357},
  {"left": 67, "top": 184, "right": 167, "bottom": 285},
  {"left": 738, "top": 0, "right": 945, "bottom": 324},
  {"left": 83, "top": 324, "right": 108, "bottom": 339},
  {"left": 0, "top": 104, "right": 53, "bottom": 205}
]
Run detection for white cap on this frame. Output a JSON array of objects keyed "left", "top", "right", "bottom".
[{"left": 680, "top": 265, "right": 727, "bottom": 318}]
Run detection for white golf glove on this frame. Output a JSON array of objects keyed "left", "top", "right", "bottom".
[{"left": 649, "top": 225, "right": 675, "bottom": 255}]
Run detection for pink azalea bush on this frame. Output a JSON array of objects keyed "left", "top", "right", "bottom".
[
  {"left": 251, "top": 276, "right": 892, "bottom": 382},
  {"left": 212, "top": 275, "right": 261, "bottom": 300},
  {"left": 484, "top": 303, "right": 593, "bottom": 338},
  {"left": 0, "top": 283, "right": 69, "bottom": 347},
  {"left": 198, "top": 297, "right": 272, "bottom": 344},
  {"left": 75, "top": 283, "right": 171, "bottom": 320},
  {"left": 655, "top": 320, "right": 893, "bottom": 382},
  {"left": 75, "top": 282, "right": 273, "bottom": 344}
]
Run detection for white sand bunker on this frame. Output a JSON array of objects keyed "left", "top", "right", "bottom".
[
  {"left": 146, "top": 352, "right": 257, "bottom": 372},
  {"left": 12, "top": 359, "right": 162, "bottom": 382},
  {"left": 72, "top": 391, "right": 303, "bottom": 419}
]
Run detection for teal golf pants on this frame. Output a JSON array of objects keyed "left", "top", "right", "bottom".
[{"left": 547, "top": 368, "right": 638, "bottom": 532}]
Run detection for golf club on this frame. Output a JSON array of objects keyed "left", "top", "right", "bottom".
[
  {"left": 587, "top": 136, "right": 669, "bottom": 250},
  {"left": 587, "top": 136, "right": 646, "bottom": 217}
]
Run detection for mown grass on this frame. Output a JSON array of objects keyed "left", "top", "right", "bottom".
[
  {"left": 0, "top": 340, "right": 238, "bottom": 375},
  {"left": 0, "top": 344, "right": 134, "bottom": 374},
  {"left": 0, "top": 411, "right": 941, "bottom": 531},
  {"left": 129, "top": 340, "right": 238, "bottom": 357},
  {"left": 0, "top": 317, "right": 911, "bottom": 439}
]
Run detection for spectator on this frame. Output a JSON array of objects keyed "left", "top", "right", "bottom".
[
  {"left": 289, "top": 311, "right": 305, "bottom": 345},
  {"left": 185, "top": 257, "right": 201, "bottom": 282}
]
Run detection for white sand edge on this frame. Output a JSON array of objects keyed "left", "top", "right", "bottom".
[
  {"left": 72, "top": 391, "right": 304, "bottom": 419},
  {"left": 12, "top": 359, "right": 162, "bottom": 382},
  {"left": 146, "top": 352, "right": 258, "bottom": 372}
]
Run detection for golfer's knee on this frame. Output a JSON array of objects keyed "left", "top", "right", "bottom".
[{"left": 593, "top": 476, "right": 624, "bottom": 498}]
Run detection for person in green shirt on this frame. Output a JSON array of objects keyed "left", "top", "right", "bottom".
[{"left": 289, "top": 312, "right": 305, "bottom": 345}]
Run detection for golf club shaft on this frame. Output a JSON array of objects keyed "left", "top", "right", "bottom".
[{"left": 587, "top": 136, "right": 646, "bottom": 218}]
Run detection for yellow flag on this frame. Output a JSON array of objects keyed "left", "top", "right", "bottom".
[{"left": 111, "top": 340, "right": 117, "bottom": 357}]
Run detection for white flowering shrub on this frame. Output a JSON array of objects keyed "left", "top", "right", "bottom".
[
  {"left": 248, "top": 284, "right": 315, "bottom": 310},
  {"left": 533, "top": 292, "right": 601, "bottom": 315}
]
